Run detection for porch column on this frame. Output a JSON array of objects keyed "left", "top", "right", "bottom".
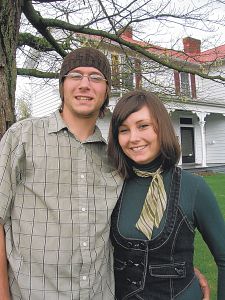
[{"left": 195, "top": 112, "right": 209, "bottom": 167}]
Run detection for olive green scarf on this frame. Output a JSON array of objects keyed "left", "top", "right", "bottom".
[{"left": 133, "top": 167, "right": 167, "bottom": 240}]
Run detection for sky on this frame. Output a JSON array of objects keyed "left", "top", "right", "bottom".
[{"left": 131, "top": 0, "right": 225, "bottom": 50}]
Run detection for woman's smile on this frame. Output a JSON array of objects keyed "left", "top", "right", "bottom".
[{"left": 118, "top": 105, "right": 161, "bottom": 164}]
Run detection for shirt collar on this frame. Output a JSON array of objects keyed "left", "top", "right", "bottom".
[
  {"left": 48, "top": 110, "right": 107, "bottom": 144},
  {"left": 48, "top": 110, "right": 67, "bottom": 133}
]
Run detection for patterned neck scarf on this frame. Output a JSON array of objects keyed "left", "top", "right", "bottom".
[{"left": 133, "top": 166, "right": 167, "bottom": 240}]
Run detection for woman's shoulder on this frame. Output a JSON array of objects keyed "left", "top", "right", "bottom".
[
  {"left": 178, "top": 168, "right": 215, "bottom": 202},
  {"left": 179, "top": 168, "right": 206, "bottom": 186}
]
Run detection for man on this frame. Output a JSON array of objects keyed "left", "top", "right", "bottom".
[
  {"left": 0, "top": 47, "right": 122, "bottom": 299},
  {"left": 0, "top": 47, "right": 209, "bottom": 300}
]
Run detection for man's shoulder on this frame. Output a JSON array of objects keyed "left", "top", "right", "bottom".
[
  {"left": 3, "top": 113, "right": 57, "bottom": 145},
  {"left": 9, "top": 112, "right": 56, "bottom": 133}
]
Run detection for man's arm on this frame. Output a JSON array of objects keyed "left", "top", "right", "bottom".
[
  {"left": 0, "top": 224, "right": 10, "bottom": 300},
  {"left": 194, "top": 267, "right": 210, "bottom": 300}
]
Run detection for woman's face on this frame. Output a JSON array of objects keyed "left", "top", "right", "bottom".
[{"left": 118, "top": 105, "right": 161, "bottom": 165}]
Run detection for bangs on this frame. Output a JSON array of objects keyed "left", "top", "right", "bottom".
[{"left": 112, "top": 93, "right": 146, "bottom": 130}]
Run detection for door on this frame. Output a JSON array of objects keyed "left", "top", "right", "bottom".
[{"left": 180, "top": 127, "right": 195, "bottom": 163}]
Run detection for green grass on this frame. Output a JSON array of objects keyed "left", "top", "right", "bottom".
[{"left": 194, "top": 173, "right": 225, "bottom": 300}]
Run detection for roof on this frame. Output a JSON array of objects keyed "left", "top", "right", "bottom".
[
  {"left": 76, "top": 32, "right": 225, "bottom": 65},
  {"left": 121, "top": 34, "right": 225, "bottom": 64}
]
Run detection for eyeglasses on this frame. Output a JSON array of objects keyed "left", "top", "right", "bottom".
[{"left": 64, "top": 72, "right": 107, "bottom": 83}]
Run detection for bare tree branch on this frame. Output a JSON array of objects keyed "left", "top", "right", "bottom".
[
  {"left": 22, "top": 0, "right": 67, "bottom": 56},
  {"left": 17, "top": 67, "right": 58, "bottom": 79}
]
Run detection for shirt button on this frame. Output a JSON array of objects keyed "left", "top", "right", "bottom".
[
  {"left": 83, "top": 242, "right": 87, "bottom": 247},
  {"left": 81, "top": 207, "right": 86, "bottom": 212},
  {"left": 82, "top": 276, "right": 87, "bottom": 280},
  {"left": 80, "top": 174, "right": 85, "bottom": 179}
]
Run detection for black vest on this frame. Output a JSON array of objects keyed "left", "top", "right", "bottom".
[{"left": 110, "top": 167, "right": 197, "bottom": 300}]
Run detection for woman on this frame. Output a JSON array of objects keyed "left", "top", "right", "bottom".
[{"left": 108, "top": 90, "right": 225, "bottom": 300}]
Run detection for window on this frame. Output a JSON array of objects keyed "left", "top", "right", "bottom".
[
  {"left": 180, "top": 117, "right": 193, "bottom": 125},
  {"left": 174, "top": 71, "right": 196, "bottom": 98},
  {"left": 111, "top": 54, "right": 142, "bottom": 90},
  {"left": 121, "top": 56, "right": 134, "bottom": 90},
  {"left": 180, "top": 72, "right": 190, "bottom": 97},
  {"left": 111, "top": 54, "right": 120, "bottom": 88}
]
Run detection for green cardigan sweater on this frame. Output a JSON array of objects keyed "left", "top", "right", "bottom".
[{"left": 118, "top": 159, "right": 225, "bottom": 299}]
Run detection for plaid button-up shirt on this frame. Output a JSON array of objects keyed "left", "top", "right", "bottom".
[{"left": 0, "top": 111, "right": 122, "bottom": 300}]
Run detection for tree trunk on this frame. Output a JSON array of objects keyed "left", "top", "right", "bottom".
[{"left": 0, "top": 0, "right": 22, "bottom": 139}]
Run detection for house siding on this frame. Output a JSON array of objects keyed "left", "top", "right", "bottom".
[
  {"left": 206, "top": 114, "right": 225, "bottom": 163},
  {"left": 196, "top": 67, "right": 225, "bottom": 105},
  {"left": 31, "top": 78, "right": 60, "bottom": 117},
  {"left": 96, "top": 112, "right": 112, "bottom": 141}
]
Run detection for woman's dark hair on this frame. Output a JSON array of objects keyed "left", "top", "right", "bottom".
[{"left": 107, "top": 90, "right": 181, "bottom": 178}]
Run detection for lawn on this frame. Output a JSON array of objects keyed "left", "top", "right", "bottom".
[{"left": 194, "top": 173, "right": 225, "bottom": 300}]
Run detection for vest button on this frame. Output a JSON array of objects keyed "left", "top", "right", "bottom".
[
  {"left": 127, "top": 241, "right": 133, "bottom": 248},
  {"left": 134, "top": 263, "right": 140, "bottom": 267},
  {"left": 140, "top": 242, "right": 146, "bottom": 249},
  {"left": 175, "top": 267, "right": 184, "bottom": 276}
]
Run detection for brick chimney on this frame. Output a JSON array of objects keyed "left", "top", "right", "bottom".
[
  {"left": 119, "top": 26, "right": 133, "bottom": 39},
  {"left": 183, "top": 37, "right": 201, "bottom": 54}
]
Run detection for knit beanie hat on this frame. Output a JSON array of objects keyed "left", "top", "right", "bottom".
[
  {"left": 59, "top": 47, "right": 111, "bottom": 115},
  {"left": 59, "top": 47, "right": 111, "bottom": 88}
]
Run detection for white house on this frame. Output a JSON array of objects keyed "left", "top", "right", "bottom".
[{"left": 18, "top": 28, "right": 225, "bottom": 169}]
